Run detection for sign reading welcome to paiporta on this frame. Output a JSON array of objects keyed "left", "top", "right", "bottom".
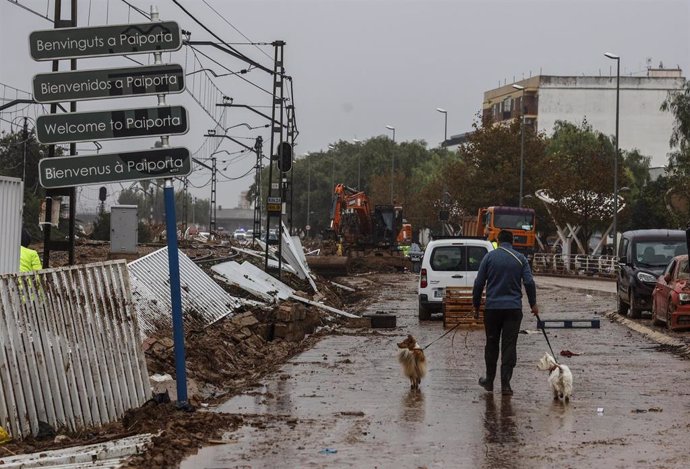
[
  {"left": 29, "top": 21, "right": 182, "bottom": 60},
  {"left": 36, "top": 105, "right": 188, "bottom": 144}
]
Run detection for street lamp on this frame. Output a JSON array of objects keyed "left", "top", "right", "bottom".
[
  {"left": 512, "top": 84, "right": 526, "bottom": 207},
  {"left": 353, "top": 139, "right": 362, "bottom": 189},
  {"left": 328, "top": 144, "right": 335, "bottom": 192},
  {"left": 436, "top": 108, "right": 448, "bottom": 144},
  {"left": 385, "top": 125, "right": 395, "bottom": 203},
  {"left": 605, "top": 52, "right": 620, "bottom": 254},
  {"left": 306, "top": 153, "right": 311, "bottom": 237}
]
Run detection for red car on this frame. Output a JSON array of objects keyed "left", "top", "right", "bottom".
[{"left": 652, "top": 255, "right": 690, "bottom": 330}]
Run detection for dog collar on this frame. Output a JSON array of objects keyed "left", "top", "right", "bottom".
[{"left": 548, "top": 364, "right": 560, "bottom": 372}]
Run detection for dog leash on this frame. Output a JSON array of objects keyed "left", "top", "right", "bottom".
[
  {"left": 422, "top": 322, "right": 462, "bottom": 350},
  {"left": 535, "top": 313, "right": 558, "bottom": 362}
]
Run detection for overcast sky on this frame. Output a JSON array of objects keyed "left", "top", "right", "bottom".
[{"left": 1, "top": 0, "right": 688, "bottom": 214}]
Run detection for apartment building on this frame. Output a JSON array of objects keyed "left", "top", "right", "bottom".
[{"left": 482, "top": 67, "right": 685, "bottom": 166}]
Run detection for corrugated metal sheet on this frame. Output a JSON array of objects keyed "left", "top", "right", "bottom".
[
  {"left": 0, "top": 432, "right": 153, "bottom": 468},
  {"left": 0, "top": 261, "right": 151, "bottom": 440},
  {"left": 0, "top": 176, "right": 24, "bottom": 274},
  {"left": 128, "top": 247, "right": 242, "bottom": 336}
]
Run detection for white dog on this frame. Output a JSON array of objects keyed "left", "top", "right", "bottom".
[{"left": 537, "top": 353, "right": 573, "bottom": 401}]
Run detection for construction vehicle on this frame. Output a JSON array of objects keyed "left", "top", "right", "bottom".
[
  {"left": 307, "top": 184, "right": 411, "bottom": 275},
  {"left": 462, "top": 206, "right": 537, "bottom": 256}
]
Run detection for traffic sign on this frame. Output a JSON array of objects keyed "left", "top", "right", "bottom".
[
  {"left": 36, "top": 105, "right": 188, "bottom": 144},
  {"left": 30, "top": 21, "right": 182, "bottom": 61},
  {"left": 33, "top": 64, "right": 185, "bottom": 103},
  {"left": 38, "top": 147, "right": 191, "bottom": 188},
  {"left": 267, "top": 197, "right": 282, "bottom": 212}
]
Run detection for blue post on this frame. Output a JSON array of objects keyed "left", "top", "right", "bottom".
[{"left": 163, "top": 179, "right": 188, "bottom": 406}]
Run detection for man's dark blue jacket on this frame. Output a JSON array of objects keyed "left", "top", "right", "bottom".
[{"left": 472, "top": 242, "right": 537, "bottom": 310}]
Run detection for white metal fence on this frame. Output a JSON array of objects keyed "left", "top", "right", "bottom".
[
  {"left": 0, "top": 260, "right": 151, "bottom": 440},
  {"left": 0, "top": 176, "right": 24, "bottom": 274},
  {"left": 532, "top": 253, "right": 619, "bottom": 278}
]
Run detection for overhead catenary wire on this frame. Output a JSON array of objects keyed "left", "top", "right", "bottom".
[
  {"left": 171, "top": 0, "right": 274, "bottom": 75},
  {"left": 200, "top": 0, "right": 274, "bottom": 62},
  {"left": 188, "top": 46, "right": 273, "bottom": 97}
]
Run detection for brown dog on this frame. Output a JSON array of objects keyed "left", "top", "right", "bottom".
[{"left": 397, "top": 334, "right": 427, "bottom": 390}]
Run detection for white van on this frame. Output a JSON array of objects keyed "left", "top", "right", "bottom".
[{"left": 418, "top": 237, "right": 494, "bottom": 320}]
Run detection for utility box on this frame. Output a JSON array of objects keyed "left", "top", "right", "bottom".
[{"left": 110, "top": 205, "right": 138, "bottom": 254}]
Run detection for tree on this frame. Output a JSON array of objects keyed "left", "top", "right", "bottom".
[
  {"left": 541, "top": 120, "right": 622, "bottom": 249},
  {"left": 661, "top": 80, "right": 690, "bottom": 218},
  {"left": 450, "top": 118, "right": 548, "bottom": 212},
  {"left": 0, "top": 129, "right": 60, "bottom": 238},
  {"left": 627, "top": 176, "right": 683, "bottom": 230}
]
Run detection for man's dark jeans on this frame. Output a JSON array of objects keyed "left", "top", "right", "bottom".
[{"left": 483, "top": 309, "right": 523, "bottom": 388}]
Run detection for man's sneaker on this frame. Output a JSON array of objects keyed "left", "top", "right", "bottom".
[
  {"left": 501, "top": 385, "right": 513, "bottom": 396},
  {"left": 478, "top": 377, "right": 493, "bottom": 392}
]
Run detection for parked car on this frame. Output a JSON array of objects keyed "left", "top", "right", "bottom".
[
  {"left": 233, "top": 229, "right": 247, "bottom": 240},
  {"left": 652, "top": 254, "right": 690, "bottom": 330},
  {"left": 616, "top": 229, "right": 688, "bottom": 318},
  {"left": 418, "top": 237, "right": 494, "bottom": 320}
]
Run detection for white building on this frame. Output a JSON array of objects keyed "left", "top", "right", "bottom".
[{"left": 483, "top": 68, "right": 685, "bottom": 167}]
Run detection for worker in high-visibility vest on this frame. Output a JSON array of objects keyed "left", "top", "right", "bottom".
[{"left": 20, "top": 229, "right": 42, "bottom": 272}]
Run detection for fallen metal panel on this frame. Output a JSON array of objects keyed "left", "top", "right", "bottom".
[
  {"left": 128, "top": 247, "right": 243, "bottom": 336},
  {"left": 0, "top": 261, "right": 150, "bottom": 440},
  {"left": 281, "top": 222, "right": 318, "bottom": 292},
  {"left": 0, "top": 432, "right": 153, "bottom": 468},
  {"left": 291, "top": 236, "right": 310, "bottom": 271},
  {"left": 211, "top": 261, "right": 295, "bottom": 302},
  {"left": 231, "top": 246, "right": 296, "bottom": 274},
  {"left": 211, "top": 261, "right": 276, "bottom": 302},
  {"left": 289, "top": 294, "right": 359, "bottom": 319}
]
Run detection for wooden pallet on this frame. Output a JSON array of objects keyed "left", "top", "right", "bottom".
[{"left": 443, "top": 287, "right": 485, "bottom": 329}]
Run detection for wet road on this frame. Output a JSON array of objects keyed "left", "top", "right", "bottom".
[{"left": 182, "top": 273, "right": 690, "bottom": 469}]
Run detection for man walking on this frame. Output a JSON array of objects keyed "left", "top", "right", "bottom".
[{"left": 472, "top": 230, "right": 538, "bottom": 396}]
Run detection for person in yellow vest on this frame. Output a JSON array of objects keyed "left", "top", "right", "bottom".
[{"left": 20, "top": 229, "right": 43, "bottom": 272}]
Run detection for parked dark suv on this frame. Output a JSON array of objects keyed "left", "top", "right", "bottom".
[{"left": 617, "top": 230, "right": 688, "bottom": 318}]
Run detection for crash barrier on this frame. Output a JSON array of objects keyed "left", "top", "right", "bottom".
[
  {"left": 532, "top": 253, "right": 619, "bottom": 278},
  {"left": 0, "top": 261, "right": 150, "bottom": 440}
]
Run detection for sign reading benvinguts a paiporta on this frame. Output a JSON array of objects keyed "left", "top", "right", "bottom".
[
  {"left": 29, "top": 21, "right": 182, "bottom": 61},
  {"left": 33, "top": 64, "right": 185, "bottom": 103},
  {"left": 38, "top": 147, "right": 191, "bottom": 188},
  {"left": 36, "top": 105, "right": 188, "bottom": 144}
]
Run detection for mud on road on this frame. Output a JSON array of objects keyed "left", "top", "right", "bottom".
[{"left": 183, "top": 273, "right": 690, "bottom": 469}]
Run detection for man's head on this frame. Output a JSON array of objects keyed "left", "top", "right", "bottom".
[
  {"left": 21, "top": 229, "right": 31, "bottom": 248},
  {"left": 497, "top": 230, "right": 513, "bottom": 244}
]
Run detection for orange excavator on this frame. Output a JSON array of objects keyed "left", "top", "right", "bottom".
[{"left": 308, "top": 184, "right": 411, "bottom": 275}]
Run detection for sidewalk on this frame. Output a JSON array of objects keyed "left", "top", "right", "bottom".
[{"left": 535, "top": 274, "right": 615, "bottom": 295}]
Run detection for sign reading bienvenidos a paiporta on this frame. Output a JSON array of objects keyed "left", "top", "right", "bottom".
[
  {"left": 33, "top": 64, "right": 185, "bottom": 103},
  {"left": 29, "top": 22, "right": 182, "bottom": 60},
  {"left": 32, "top": 18, "right": 192, "bottom": 187}
]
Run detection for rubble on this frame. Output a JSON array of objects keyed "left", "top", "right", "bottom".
[{"left": 2, "top": 237, "right": 375, "bottom": 467}]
